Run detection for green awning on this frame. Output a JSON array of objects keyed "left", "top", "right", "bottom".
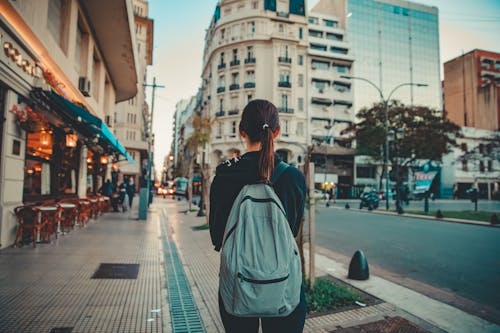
[{"left": 44, "top": 90, "right": 134, "bottom": 164}]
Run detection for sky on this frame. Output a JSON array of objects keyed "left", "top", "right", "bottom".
[{"left": 146, "top": 0, "right": 500, "bottom": 174}]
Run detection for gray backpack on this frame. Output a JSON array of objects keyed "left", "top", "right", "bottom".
[{"left": 219, "top": 162, "right": 302, "bottom": 317}]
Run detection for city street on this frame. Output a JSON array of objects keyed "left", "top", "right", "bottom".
[{"left": 313, "top": 206, "right": 500, "bottom": 323}]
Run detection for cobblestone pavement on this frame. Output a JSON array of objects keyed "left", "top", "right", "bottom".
[
  {"left": 158, "top": 199, "right": 443, "bottom": 333},
  {"left": 0, "top": 208, "right": 166, "bottom": 333}
]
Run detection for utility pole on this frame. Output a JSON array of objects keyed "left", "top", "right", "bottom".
[{"left": 139, "top": 77, "right": 165, "bottom": 220}]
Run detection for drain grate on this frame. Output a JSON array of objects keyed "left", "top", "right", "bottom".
[
  {"left": 91, "top": 263, "right": 139, "bottom": 279},
  {"left": 330, "top": 316, "right": 431, "bottom": 333},
  {"left": 49, "top": 328, "right": 73, "bottom": 333},
  {"left": 161, "top": 211, "right": 205, "bottom": 333}
]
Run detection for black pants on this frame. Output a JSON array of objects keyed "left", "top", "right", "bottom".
[
  {"left": 218, "top": 286, "right": 306, "bottom": 333},
  {"left": 128, "top": 193, "right": 134, "bottom": 208}
]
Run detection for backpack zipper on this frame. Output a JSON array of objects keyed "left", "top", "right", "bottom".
[{"left": 237, "top": 272, "right": 289, "bottom": 284}]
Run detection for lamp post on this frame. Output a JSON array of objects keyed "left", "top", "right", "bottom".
[{"left": 340, "top": 75, "right": 427, "bottom": 210}]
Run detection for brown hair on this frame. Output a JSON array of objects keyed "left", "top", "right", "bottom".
[{"left": 239, "top": 99, "right": 279, "bottom": 182}]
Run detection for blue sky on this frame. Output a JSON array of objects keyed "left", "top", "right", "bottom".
[{"left": 146, "top": 0, "right": 500, "bottom": 172}]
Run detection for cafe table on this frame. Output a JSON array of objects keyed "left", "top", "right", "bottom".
[{"left": 36, "top": 205, "right": 59, "bottom": 242}]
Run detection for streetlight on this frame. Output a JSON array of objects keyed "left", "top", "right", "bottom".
[{"left": 340, "top": 75, "right": 427, "bottom": 210}]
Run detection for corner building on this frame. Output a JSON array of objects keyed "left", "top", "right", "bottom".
[{"left": 201, "top": 0, "right": 309, "bottom": 167}]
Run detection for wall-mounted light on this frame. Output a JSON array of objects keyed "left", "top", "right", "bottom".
[
  {"left": 40, "top": 131, "right": 51, "bottom": 147},
  {"left": 100, "top": 156, "right": 108, "bottom": 164},
  {"left": 65, "top": 132, "right": 78, "bottom": 148}
]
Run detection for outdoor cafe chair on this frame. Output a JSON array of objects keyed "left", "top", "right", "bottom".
[
  {"left": 77, "top": 198, "right": 92, "bottom": 226},
  {"left": 14, "top": 205, "right": 42, "bottom": 248},
  {"left": 58, "top": 201, "right": 78, "bottom": 234},
  {"left": 38, "top": 202, "right": 62, "bottom": 241}
]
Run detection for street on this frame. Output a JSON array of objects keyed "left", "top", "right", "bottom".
[{"left": 313, "top": 205, "right": 500, "bottom": 323}]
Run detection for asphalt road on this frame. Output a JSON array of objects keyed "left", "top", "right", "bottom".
[{"left": 313, "top": 207, "right": 500, "bottom": 319}]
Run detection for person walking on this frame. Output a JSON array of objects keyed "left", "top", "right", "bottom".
[
  {"left": 209, "top": 99, "right": 307, "bottom": 333},
  {"left": 126, "top": 177, "right": 136, "bottom": 209},
  {"left": 118, "top": 181, "right": 128, "bottom": 212}
]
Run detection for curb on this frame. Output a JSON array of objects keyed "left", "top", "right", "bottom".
[{"left": 325, "top": 204, "right": 499, "bottom": 228}]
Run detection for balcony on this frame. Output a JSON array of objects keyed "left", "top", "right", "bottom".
[
  {"left": 333, "top": 99, "right": 353, "bottom": 107},
  {"left": 229, "top": 84, "right": 240, "bottom": 91},
  {"left": 218, "top": 63, "right": 226, "bottom": 70},
  {"left": 228, "top": 109, "right": 239, "bottom": 116},
  {"left": 230, "top": 60, "right": 240, "bottom": 67},
  {"left": 217, "top": 87, "right": 225, "bottom": 93},
  {"left": 244, "top": 57, "right": 256, "bottom": 64},
  {"left": 278, "top": 107, "right": 294, "bottom": 114},
  {"left": 215, "top": 111, "right": 225, "bottom": 117},
  {"left": 278, "top": 81, "right": 292, "bottom": 88},
  {"left": 278, "top": 57, "right": 292, "bottom": 64},
  {"left": 244, "top": 82, "right": 256, "bottom": 89}
]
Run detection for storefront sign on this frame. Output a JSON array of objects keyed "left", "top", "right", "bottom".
[
  {"left": 2, "top": 41, "right": 42, "bottom": 78},
  {"left": 414, "top": 171, "right": 437, "bottom": 193}
]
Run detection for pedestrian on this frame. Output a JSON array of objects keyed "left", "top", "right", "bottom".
[
  {"left": 452, "top": 184, "right": 458, "bottom": 200},
  {"left": 100, "top": 179, "right": 113, "bottom": 197},
  {"left": 126, "top": 177, "right": 136, "bottom": 209},
  {"left": 331, "top": 182, "right": 337, "bottom": 203},
  {"left": 209, "top": 99, "right": 307, "bottom": 333},
  {"left": 119, "top": 181, "right": 127, "bottom": 212}
]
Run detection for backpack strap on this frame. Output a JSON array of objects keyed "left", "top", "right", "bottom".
[{"left": 270, "top": 161, "right": 289, "bottom": 186}]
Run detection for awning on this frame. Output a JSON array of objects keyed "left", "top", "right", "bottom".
[{"left": 32, "top": 89, "right": 134, "bottom": 163}]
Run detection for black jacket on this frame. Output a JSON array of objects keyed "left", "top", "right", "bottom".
[{"left": 209, "top": 151, "right": 307, "bottom": 252}]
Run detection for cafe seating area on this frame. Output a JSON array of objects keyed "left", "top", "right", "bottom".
[{"left": 13, "top": 195, "right": 111, "bottom": 248}]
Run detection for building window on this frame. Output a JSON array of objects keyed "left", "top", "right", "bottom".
[
  {"left": 252, "top": 1, "right": 258, "bottom": 9},
  {"left": 298, "top": 97, "right": 303, "bottom": 111},
  {"left": 323, "top": 19, "right": 338, "bottom": 28},
  {"left": 331, "top": 47, "right": 348, "bottom": 55},
  {"left": 281, "top": 94, "right": 288, "bottom": 109},
  {"left": 299, "top": 28, "right": 303, "bottom": 39},
  {"left": 280, "top": 70, "right": 290, "bottom": 83},
  {"left": 279, "top": 24, "right": 284, "bottom": 33},
  {"left": 296, "top": 122, "right": 303, "bottom": 136},
  {"left": 461, "top": 143, "right": 468, "bottom": 152},
  {"left": 312, "top": 60, "right": 329, "bottom": 70},
  {"left": 283, "top": 119, "right": 289, "bottom": 135},
  {"left": 219, "top": 75, "right": 225, "bottom": 87},
  {"left": 247, "top": 46, "right": 254, "bottom": 59},
  {"left": 310, "top": 43, "right": 327, "bottom": 51},
  {"left": 74, "top": 22, "right": 85, "bottom": 74},
  {"left": 479, "top": 161, "right": 485, "bottom": 173},
  {"left": 249, "top": 21, "right": 256, "bottom": 34},
  {"left": 326, "top": 33, "right": 343, "bottom": 41},
  {"left": 92, "top": 52, "right": 100, "bottom": 101},
  {"left": 232, "top": 49, "right": 238, "bottom": 61},
  {"left": 488, "top": 160, "right": 493, "bottom": 172},
  {"left": 247, "top": 94, "right": 253, "bottom": 102},
  {"left": 298, "top": 55, "right": 303, "bottom": 66},
  {"left": 335, "top": 65, "right": 348, "bottom": 73},
  {"left": 461, "top": 160, "right": 468, "bottom": 171},
  {"left": 219, "top": 98, "right": 224, "bottom": 112},
  {"left": 47, "top": 0, "right": 69, "bottom": 51},
  {"left": 298, "top": 74, "right": 303, "bottom": 87},
  {"left": 231, "top": 72, "right": 239, "bottom": 84},
  {"left": 309, "top": 30, "right": 322, "bottom": 38},
  {"left": 220, "top": 52, "right": 225, "bottom": 65},
  {"left": 246, "top": 70, "right": 255, "bottom": 83},
  {"left": 357, "top": 166, "right": 376, "bottom": 178},
  {"left": 217, "top": 122, "right": 223, "bottom": 137},
  {"left": 308, "top": 17, "right": 318, "bottom": 24},
  {"left": 231, "top": 121, "right": 237, "bottom": 135}
]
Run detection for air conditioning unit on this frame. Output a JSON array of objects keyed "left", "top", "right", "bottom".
[{"left": 78, "top": 77, "right": 91, "bottom": 97}]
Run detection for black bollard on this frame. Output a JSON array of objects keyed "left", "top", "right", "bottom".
[
  {"left": 345, "top": 203, "right": 350, "bottom": 209},
  {"left": 490, "top": 214, "right": 499, "bottom": 225},
  {"left": 436, "top": 209, "right": 444, "bottom": 219},
  {"left": 348, "top": 250, "right": 370, "bottom": 280}
]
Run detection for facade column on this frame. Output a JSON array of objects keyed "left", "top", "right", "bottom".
[{"left": 78, "top": 146, "right": 88, "bottom": 198}]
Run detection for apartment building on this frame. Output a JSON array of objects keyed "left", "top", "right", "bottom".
[
  {"left": 0, "top": 0, "right": 137, "bottom": 248},
  {"left": 114, "top": 0, "right": 154, "bottom": 188},
  {"left": 201, "top": 0, "right": 308, "bottom": 168}
]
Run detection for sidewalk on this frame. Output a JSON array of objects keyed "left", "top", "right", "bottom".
[
  {"left": 0, "top": 204, "right": 167, "bottom": 333},
  {"left": 1, "top": 198, "right": 498, "bottom": 332},
  {"left": 159, "top": 198, "right": 491, "bottom": 333}
]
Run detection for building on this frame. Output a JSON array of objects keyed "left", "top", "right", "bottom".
[
  {"left": 201, "top": 0, "right": 309, "bottom": 168},
  {"left": 443, "top": 50, "right": 500, "bottom": 131},
  {"left": 307, "top": 3, "right": 355, "bottom": 195},
  {"left": 0, "top": 0, "right": 137, "bottom": 248},
  {"left": 325, "top": 0, "right": 441, "bottom": 111},
  {"left": 114, "top": 0, "right": 154, "bottom": 189},
  {"left": 441, "top": 50, "right": 500, "bottom": 198}
]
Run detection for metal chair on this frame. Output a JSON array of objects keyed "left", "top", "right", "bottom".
[{"left": 14, "top": 206, "right": 42, "bottom": 248}]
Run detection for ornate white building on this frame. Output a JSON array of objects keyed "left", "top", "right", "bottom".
[{"left": 201, "top": 0, "right": 308, "bottom": 168}]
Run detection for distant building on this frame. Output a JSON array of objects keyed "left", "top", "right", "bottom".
[
  {"left": 325, "top": 0, "right": 441, "bottom": 112},
  {"left": 201, "top": 0, "right": 309, "bottom": 167},
  {"left": 114, "top": 0, "right": 154, "bottom": 188},
  {"left": 443, "top": 49, "right": 500, "bottom": 131},
  {"left": 441, "top": 49, "right": 500, "bottom": 198}
]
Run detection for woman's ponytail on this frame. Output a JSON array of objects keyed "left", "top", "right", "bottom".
[{"left": 259, "top": 125, "right": 275, "bottom": 183}]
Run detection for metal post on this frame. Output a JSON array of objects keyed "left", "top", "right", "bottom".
[
  {"left": 308, "top": 162, "right": 316, "bottom": 289},
  {"left": 384, "top": 100, "right": 390, "bottom": 210},
  {"left": 140, "top": 77, "right": 165, "bottom": 220}
]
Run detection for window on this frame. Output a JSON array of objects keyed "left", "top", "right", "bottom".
[
  {"left": 461, "top": 160, "right": 468, "bottom": 171},
  {"left": 335, "top": 65, "right": 348, "bottom": 73},
  {"left": 247, "top": 94, "right": 253, "bottom": 102},
  {"left": 74, "top": 23, "right": 85, "bottom": 74},
  {"left": 231, "top": 121, "right": 237, "bottom": 135},
  {"left": 283, "top": 119, "right": 289, "bottom": 135},
  {"left": 219, "top": 98, "right": 224, "bottom": 112},
  {"left": 221, "top": 28, "right": 225, "bottom": 40},
  {"left": 461, "top": 143, "right": 468, "bottom": 152},
  {"left": 326, "top": 33, "right": 343, "bottom": 41},
  {"left": 220, "top": 52, "right": 225, "bottom": 64},
  {"left": 280, "top": 70, "right": 290, "bottom": 83},
  {"left": 298, "top": 97, "right": 303, "bottom": 111},
  {"left": 233, "top": 48, "right": 238, "bottom": 61},
  {"left": 299, "top": 28, "right": 303, "bottom": 39},
  {"left": 92, "top": 52, "right": 100, "bottom": 101},
  {"left": 281, "top": 94, "right": 288, "bottom": 109},
  {"left": 217, "top": 122, "right": 223, "bottom": 137},
  {"left": 246, "top": 70, "right": 255, "bottom": 83},
  {"left": 47, "top": 0, "right": 68, "bottom": 50},
  {"left": 310, "top": 43, "right": 327, "bottom": 51},
  {"left": 313, "top": 80, "right": 327, "bottom": 90},
  {"left": 231, "top": 72, "right": 239, "bottom": 84},
  {"left": 323, "top": 19, "right": 337, "bottom": 28},
  {"left": 298, "top": 55, "right": 303, "bottom": 66},
  {"left": 308, "top": 17, "right": 318, "bottom": 24},
  {"left": 296, "top": 122, "right": 303, "bottom": 136},
  {"left": 479, "top": 161, "right": 485, "bottom": 173},
  {"left": 357, "top": 166, "right": 376, "bottom": 178},
  {"left": 495, "top": 62, "right": 500, "bottom": 70},
  {"left": 252, "top": 1, "right": 258, "bottom": 9},
  {"left": 219, "top": 75, "right": 225, "bottom": 87},
  {"left": 279, "top": 24, "right": 284, "bottom": 33},
  {"left": 298, "top": 74, "right": 303, "bottom": 87},
  {"left": 488, "top": 160, "right": 493, "bottom": 172},
  {"left": 309, "top": 30, "right": 322, "bottom": 38},
  {"left": 312, "top": 60, "right": 329, "bottom": 70},
  {"left": 331, "top": 47, "right": 348, "bottom": 55},
  {"left": 247, "top": 46, "right": 254, "bottom": 58}
]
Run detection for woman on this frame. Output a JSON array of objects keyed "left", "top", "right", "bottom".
[{"left": 209, "top": 99, "right": 307, "bottom": 333}]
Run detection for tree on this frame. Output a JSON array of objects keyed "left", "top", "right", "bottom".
[
  {"left": 343, "top": 101, "right": 462, "bottom": 205},
  {"left": 185, "top": 113, "right": 213, "bottom": 212}
]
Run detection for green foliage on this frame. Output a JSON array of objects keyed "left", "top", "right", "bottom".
[
  {"left": 305, "top": 278, "right": 360, "bottom": 313},
  {"left": 343, "top": 101, "right": 462, "bottom": 165}
]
